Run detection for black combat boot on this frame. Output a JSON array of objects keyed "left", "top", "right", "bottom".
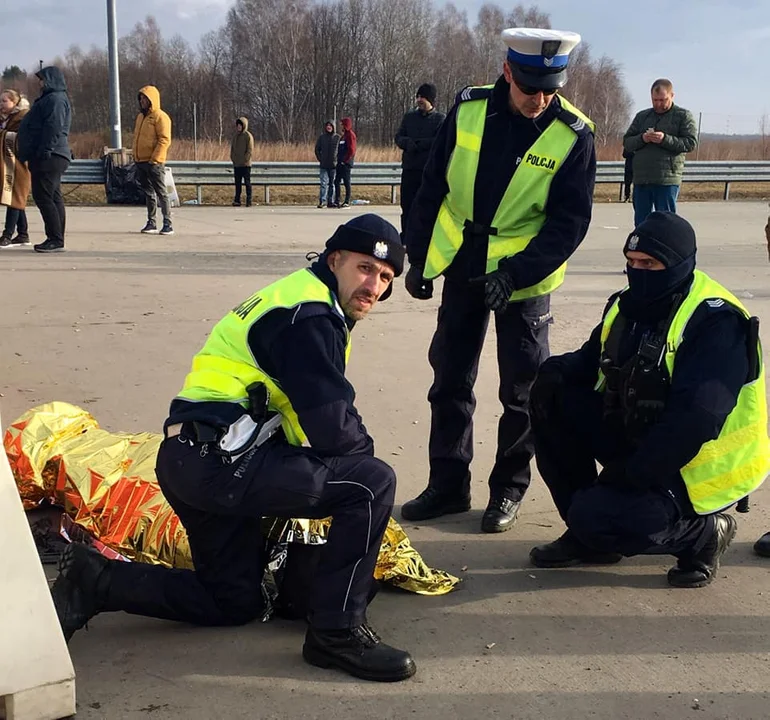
[
  {"left": 667, "top": 513, "right": 737, "bottom": 588},
  {"left": 481, "top": 497, "right": 521, "bottom": 533},
  {"left": 400, "top": 483, "right": 471, "bottom": 521},
  {"left": 530, "top": 530, "right": 623, "bottom": 568},
  {"left": 50, "top": 542, "right": 112, "bottom": 641},
  {"left": 303, "top": 623, "right": 416, "bottom": 682},
  {"left": 754, "top": 531, "right": 770, "bottom": 558}
]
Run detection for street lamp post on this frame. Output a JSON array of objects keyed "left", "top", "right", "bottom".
[{"left": 107, "top": 0, "right": 122, "bottom": 148}]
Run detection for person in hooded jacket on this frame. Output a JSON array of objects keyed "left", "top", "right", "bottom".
[
  {"left": 230, "top": 117, "right": 254, "bottom": 207},
  {"left": 49, "top": 214, "right": 417, "bottom": 684},
  {"left": 133, "top": 85, "right": 173, "bottom": 235},
  {"left": 16, "top": 66, "right": 72, "bottom": 253},
  {"left": 333, "top": 117, "right": 356, "bottom": 208},
  {"left": 315, "top": 120, "right": 339, "bottom": 208},
  {"left": 528, "top": 212, "right": 768, "bottom": 588},
  {"left": 0, "top": 90, "right": 32, "bottom": 248}
]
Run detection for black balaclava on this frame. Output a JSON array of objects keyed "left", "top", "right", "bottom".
[{"left": 620, "top": 211, "right": 697, "bottom": 320}]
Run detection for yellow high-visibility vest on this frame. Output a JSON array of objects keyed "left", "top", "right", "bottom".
[
  {"left": 425, "top": 89, "right": 594, "bottom": 301},
  {"left": 596, "top": 270, "right": 769, "bottom": 514},
  {"left": 177, "top": 269, "right": 351, "bottom": 446}
]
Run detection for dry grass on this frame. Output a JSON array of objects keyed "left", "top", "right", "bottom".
[
  {"left": 597, "top": 138, "right": 770, "bottom": 162},
  {"left": 71, "top": 132, "right": 400, "bottom": 163},
  {"left": 73, "top": 132, "right": 769, "bottom": 164}
]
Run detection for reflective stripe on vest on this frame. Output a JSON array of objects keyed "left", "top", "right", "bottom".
[
  {"left": 176, "top": 268, "right": 351, "bottom": 447},
  {"left": 425, "top": 91, "right": 595, "bottom": 301},
  {"left": 595, "top": 270, "right": 769, "bottom": 514}
]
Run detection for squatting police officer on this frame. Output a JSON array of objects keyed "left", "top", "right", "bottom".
[{"left": 529, "top": 212, "right": 768, "bottom": 587}]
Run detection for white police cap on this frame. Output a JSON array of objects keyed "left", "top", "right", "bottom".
[{"left": 502, "top": 28, "right": 581, "bottom": 90}]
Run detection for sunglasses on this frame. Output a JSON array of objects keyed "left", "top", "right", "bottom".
[{"left": 514, "top": 80, "right": 558, "bottom": 97}]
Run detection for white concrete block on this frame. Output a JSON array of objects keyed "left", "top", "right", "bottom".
[{"left": 0, "top": 410, "right": 76, "bottom": 720}]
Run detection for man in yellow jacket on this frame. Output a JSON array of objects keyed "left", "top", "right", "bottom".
[
  {"left": 133, "top": 85, "right": 173, "bottom": 235},
  {"left": 528, "top": 212, "right": 768, "bottom": 587}
]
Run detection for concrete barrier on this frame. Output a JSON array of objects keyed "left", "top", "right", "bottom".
[{"left": 0, "top": 411, "right": 76, "bottom": 720}]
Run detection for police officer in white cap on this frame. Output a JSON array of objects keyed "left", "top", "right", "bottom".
[{"left": 402, "top": 29, "right": 597, "bottom": 533}]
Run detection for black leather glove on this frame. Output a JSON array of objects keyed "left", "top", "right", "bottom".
[
  {"left": 405, "top": 264, "right": 433, "bottom": 300},
  {"left": 530, "top": 365, "right": 565, "bottom": 424},
  {"left": 470, "top": 269, "right": 515, "bottom": 312}
]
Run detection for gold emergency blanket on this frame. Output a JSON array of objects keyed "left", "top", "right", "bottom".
[{"left": 4, "top": 402, "right": 458, "bottom": 595}]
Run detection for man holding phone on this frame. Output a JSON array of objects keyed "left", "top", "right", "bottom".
[{"left": 623, "top": 79, "right": 698, "bottom": 226}]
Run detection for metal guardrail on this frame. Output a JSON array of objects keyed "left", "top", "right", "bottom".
[{"left": 64, "top": 159, "right": 770, "bottom": 203}]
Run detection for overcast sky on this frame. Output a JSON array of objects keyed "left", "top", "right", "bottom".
[{"left": 2, "top": 0, "right": 768, "bottom": 134}]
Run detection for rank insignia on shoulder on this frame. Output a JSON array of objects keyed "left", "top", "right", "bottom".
[{"left": 456, "top": 86, "right": 493, "bottom": 104}]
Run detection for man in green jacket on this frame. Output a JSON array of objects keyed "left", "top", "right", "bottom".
[{"left": 623, "top": 79, "right": 697, "bottom": 226}]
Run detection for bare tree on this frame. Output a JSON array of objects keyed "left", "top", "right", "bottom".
[
  {"left": 368, "top": 0, "right": 433, "bottom": 144},
  {"left": 428, "top": 3, "right": 477, "bottom": 109},
  {"left": 474, "top": 4, "right": 507, "bottom": 82},
  {"left": 506, "top": 3, "right": 551, "bottom": 28},
  {"left": 50, "top": 1, "right": 634, "bottom": 152}
]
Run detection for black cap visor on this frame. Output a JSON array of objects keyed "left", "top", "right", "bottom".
[{"left": 510, "top": 63, "right": 568, "bottom": 91}]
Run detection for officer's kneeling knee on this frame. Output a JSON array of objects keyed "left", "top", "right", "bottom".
[{"left": 356, "top": 456, "right": 396, "bottom": 499}]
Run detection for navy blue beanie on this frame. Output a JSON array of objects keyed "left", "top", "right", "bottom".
[
  {"left": 624, "top": 212, "right": 697, "bottom": 267},
  {"left": 325, "top": 214, "right": 405, "bottom": 276}
]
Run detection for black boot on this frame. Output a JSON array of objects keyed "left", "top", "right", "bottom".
[
  {"left": 754, "top": 531, "right": 770, "bottom": 558},
  {"left": 303, "top": 623, "right": 416, "bottom": 682},
  {"left": 50, "top": 542, "right": 111, "bottom": 641},
  {"left": 481, "top": 497, "right": 520, "bottom": 533},
  {"left": 530, "top": 530, "right": 623, "bottom": 568},
  {"left": 400, "top": 484, "right": 471, "bottom": 521},
  {"left": 667, "top": 513, "right": 737, "bottom": 588}
]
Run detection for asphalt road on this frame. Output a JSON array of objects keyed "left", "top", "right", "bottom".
[{"left": 2, "top": 201, "right": 770, "bottom": 719}]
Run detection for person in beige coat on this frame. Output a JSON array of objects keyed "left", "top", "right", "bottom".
[{"left": 0, "top": 90, "right": 32, "bottom": 248}]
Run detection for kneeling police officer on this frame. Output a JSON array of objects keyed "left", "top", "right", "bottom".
[
  {"left": 51, "top": 214, "right": 416, "bottom": 682},
  {"left": 529, "top": 212, "right": 768, "bottom": 587}
]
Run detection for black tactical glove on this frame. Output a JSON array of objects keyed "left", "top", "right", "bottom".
[
  {"left": 597, "top": 463, "right": 626, "bottom": 486},
  {"left": 530, "top": 364, "right": 565, "bottom": 424},
  {"left": 470, "top": 269, "right": 515, "bottom": 312},
  {"left": 405, "top": 264, "right": 433, "bottom": 300},
  {"left": 597, "top": 463, "right": 651, "bottom": 491}
]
